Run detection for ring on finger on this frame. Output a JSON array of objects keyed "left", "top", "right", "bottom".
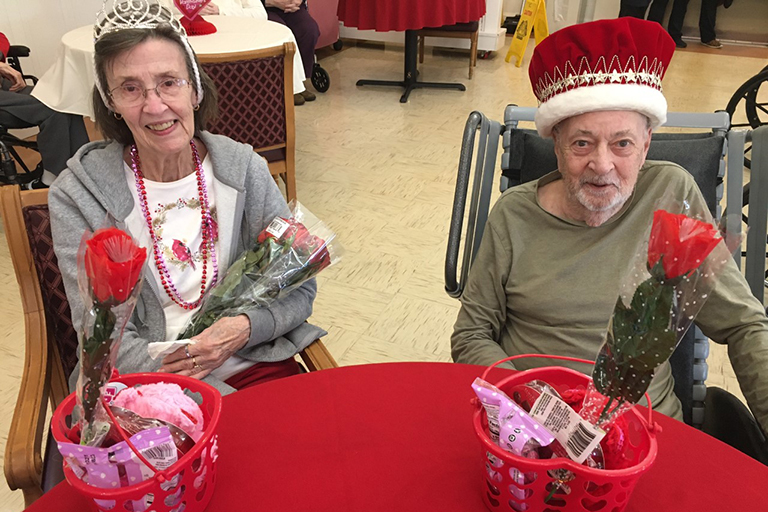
[
  {"left": 184, "top": 345, "right": 192, "bottom": 359},
  {"left": 192, "top": 356, "right": 204, "bottom": 371}
]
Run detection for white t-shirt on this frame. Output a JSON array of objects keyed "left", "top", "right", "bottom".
[{"left": 124, "top": 155, "right": 254, "bottom": 381}]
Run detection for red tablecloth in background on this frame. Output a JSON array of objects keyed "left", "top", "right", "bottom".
[
  {"left": 24, "top": 363, "right": 768, "bottom": 511},
  {"left": 337, "top": 0, "right": 486, "bottom": 32}
]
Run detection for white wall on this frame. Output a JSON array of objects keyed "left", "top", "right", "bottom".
[
  {"left": 502, "top": 0, "right": 623, "bottom": 32},
  {"left": 0, "top": 0, "right": 104, "bottom": 77}
]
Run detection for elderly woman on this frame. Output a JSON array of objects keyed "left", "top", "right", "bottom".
[{"left": 50, "top": 0, "right": 323, "bottom": 394}]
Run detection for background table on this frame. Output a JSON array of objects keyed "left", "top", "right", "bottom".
[
  {"left": 31, "top": 16, "right": 306, "bottom": 118},
  {"left": 337, "top": 0, "right": 486, "bottom": 102},
  {"left": 24, "top": 362, "right": 768, "bottom": 511}
]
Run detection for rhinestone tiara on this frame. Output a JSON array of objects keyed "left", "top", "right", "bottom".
[
  {"left": 92, "top": 0, "right": 204, "bottom": 111},
  {"left": 94, "top": 0, "right": 186, "bottom": 42}
]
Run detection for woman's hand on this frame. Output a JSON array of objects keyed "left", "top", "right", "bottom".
[
  {"left": 200, "top": 3, "right": 220, "bottom": 15},
  {"left": 161, "top": 315, "right": 251, "bottom": 379},
  {"left": 265, "top": 0, "right": 302, "bottom": 13}
]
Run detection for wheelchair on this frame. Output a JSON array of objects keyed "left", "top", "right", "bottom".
[
  {"left": 723, "top": 65, "right": 768, "bottom": 288},
  {"left": 445, "top": 105, "right": 768, "bottom": 465},
  {"left": 0, "top": 44, "right": 44, "bottom": 187}
]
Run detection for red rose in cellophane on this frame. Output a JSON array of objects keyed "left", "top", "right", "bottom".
[
  {"left": 178, "top": 201, "right": 342, "bottom": 339},
  {"left": 647, "top": 210, "right": 721, "bottom": 279},
  {"left": 85, "top": 227, "right": 147, "bottom": 304},
  {"left": 76, "top": 226, "right": 147, "bottom": 446}
]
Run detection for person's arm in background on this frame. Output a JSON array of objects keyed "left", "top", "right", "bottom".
[
  {"left": 0, "top": 32, "right": 10, "bottom": 61},
  {"left": 451, "top": 209, "right": 516, "bottom": 368},
  {"left": 262, "top": 0, "right": 302, "bottom": 13},
  {"left": 201, "top": 0, "right": 268, "bottom": 19},
  {"left": 0, "top": 60, "right": 25, "bottom": 91}
]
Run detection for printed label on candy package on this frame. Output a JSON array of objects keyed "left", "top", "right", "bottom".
[
  {"left": 529, "top": 391, "right": 605, "bottom": 464},
  {"left": 58, "top": 427, "right": 178, "bottom": 512},
  {"left": 266, "top": 217, "right": 290, "bottom": 238}
]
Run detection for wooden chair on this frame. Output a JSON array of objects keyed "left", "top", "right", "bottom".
[
  {"left": 417, "top": 21, "right": 480, "bottom": 80},
  {"left": 1, "top": 184, "right": 337, "bottom": 506},
  {"left": 199, "top": 43, "right": 297, "bottom": 202}
]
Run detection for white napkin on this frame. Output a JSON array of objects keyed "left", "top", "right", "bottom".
[{"left": 147, "top": 339, "right": 196, "bottom": 360}]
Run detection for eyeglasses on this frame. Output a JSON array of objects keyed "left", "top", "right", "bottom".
[{"left": 109, "top": 78, "right": 191, "bottom": 107}]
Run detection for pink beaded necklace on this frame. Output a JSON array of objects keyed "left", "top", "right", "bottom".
[{"left": 130, "top": 140, "right": 218, "bottom": 310}]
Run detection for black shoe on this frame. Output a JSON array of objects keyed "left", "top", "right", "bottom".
[{"left": 673, "top": 38, "right": 688, "bottom": 49}]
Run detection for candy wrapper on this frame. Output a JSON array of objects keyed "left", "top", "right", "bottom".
[
  {"left": 581, "top": 201, "right": 741, "bottom": 428},
  {"left": 58, "top": 426, "right": 178, "bottom": 511},
  {"left": 75, "top": 226, "right": 147, "bottom": 446},
  {"left": 177, "top": 200, "right": 342, "bottom": 339}
]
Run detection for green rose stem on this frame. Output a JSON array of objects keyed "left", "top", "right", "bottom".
[
  {"left": 178, "top": 231, "right": 330, "bottom": 340},
  {"left": 79, "top": 303, "right": 117, "bottom": 446},
  {"left": 590, "top": 257, "right": 683, "bottom": 427}
]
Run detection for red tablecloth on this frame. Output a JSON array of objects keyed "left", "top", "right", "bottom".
[
  {"left": 24, "top": 363, "right": 767, "bottom": 511},
  {"left": 337, "top": 0, "right": 486, "bottom": 32}
]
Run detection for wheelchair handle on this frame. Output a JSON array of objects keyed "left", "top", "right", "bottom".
[{"left": 445, "top": 111, "right": 482, "bottom": 298}]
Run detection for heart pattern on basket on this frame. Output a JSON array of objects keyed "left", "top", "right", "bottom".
[{"left": 174, "top": 0, "right": 211, "bottom": 20}]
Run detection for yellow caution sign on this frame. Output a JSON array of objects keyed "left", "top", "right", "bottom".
[{"left": 505, "top": 0, "right": 549, "bottom": 67}]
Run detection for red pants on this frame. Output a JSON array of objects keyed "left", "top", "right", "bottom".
[{"left": 224, "top": 359, "right": 301, "bottom": 390}]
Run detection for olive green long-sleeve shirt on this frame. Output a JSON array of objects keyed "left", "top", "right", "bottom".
[{"left": 452, "top": 161, "right": 768, "bottom": 429}]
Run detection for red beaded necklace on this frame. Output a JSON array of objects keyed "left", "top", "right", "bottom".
[{"left": 130, "top": 141, "right": 218, "bottom": 310}]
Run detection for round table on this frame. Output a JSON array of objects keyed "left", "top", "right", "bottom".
[
  {"left": 23, "top": 362, "right": 768, "bottom": 511},
  {"left": 31, "top": 16, "right": 306, "bottom": 118},
  {"left": 337, "top": 0, "right": 486, "bottom": 102}
]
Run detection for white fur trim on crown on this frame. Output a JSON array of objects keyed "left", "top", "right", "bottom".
[{"left": 534, "top": 83, "right": 667, "bottom": 138}]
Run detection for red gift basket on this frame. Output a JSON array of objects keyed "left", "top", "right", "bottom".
[
  {"left": 473, "top": 355, "right": 659, "bottom": 512},
  {"left": 51, "top": 373, "right": 222, "bottom": 512}
]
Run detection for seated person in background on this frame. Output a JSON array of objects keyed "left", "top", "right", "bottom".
[
  {"left": 50, "top": 0, "right": 323, "bottom": 395},
  {"left": 0, "top": 31, "right": 89, "bottom": 185},
  {"left": 451, "top": 18, "right": 768, "bottom": 433},
  {"left": 161, "top": 0, "right": 315, "bottom": 105},
  {"left": 259, "top": 0, "right": 319, "bottom": 105}
]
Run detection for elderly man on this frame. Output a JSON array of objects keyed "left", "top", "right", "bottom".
[{"left": 451, "top": 18, "right": 768, "bottom": 433}]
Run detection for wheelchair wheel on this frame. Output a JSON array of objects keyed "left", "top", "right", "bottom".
[
  {"left": 332, "top": 39, "right": 343, "bottom": 51},
  {"left": 312, "top": 64, "right": 330, "bottom": 93},
  {"left": 726, "top": 65, "right": 768, "bottom": 130}
]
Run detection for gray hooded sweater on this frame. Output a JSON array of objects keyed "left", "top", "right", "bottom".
[{"left": 50, "top": 131, "right": 325, "bottom": 395}]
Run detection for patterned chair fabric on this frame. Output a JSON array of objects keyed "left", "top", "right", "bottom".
[
  {"left": 203, "top": 56, "right": 287, "bottom": 150},
  {"left": 22, "top": 205, "right": 78, "bottom": 378}
]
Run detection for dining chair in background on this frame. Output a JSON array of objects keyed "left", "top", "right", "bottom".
[
  {"left": 417, "top": 21, "right": 480, "bottom": 79},
  {"left": 199, "top": 43, "right": 298, "bottom": 202},
  {"left": 0, "top": 184, "right": 336, "bottom": 506}
]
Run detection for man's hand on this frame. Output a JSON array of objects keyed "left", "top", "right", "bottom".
[
  {"left": 265, "top": 0, "right": 302, "bottom": 13},
  {"left": 160, "top": 315, "right": 251, "bottom": 379},
  {"left": 200, "top": 3, "right": 220, "bottom": 15},
  {"left": 0, "top": 62, "right": 25, "bottom": 92}
]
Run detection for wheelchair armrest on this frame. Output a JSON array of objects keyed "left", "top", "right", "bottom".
[{"left": 7, "top": 45, "right": 31, "bottom": 58}]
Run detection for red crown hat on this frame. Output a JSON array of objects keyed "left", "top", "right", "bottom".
[{"left": 529, "top": 18, "right": 675, "bottom": 138}]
